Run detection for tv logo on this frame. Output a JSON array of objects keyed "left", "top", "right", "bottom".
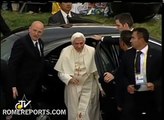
[
  {"left": 15, "top": 100, "right": 31, "bottom": 109},
  {"left": 15, "top": 95, "right": 32, "bottom": 109}
]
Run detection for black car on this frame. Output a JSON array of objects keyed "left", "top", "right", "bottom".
[
  {"left": 108, "top": 2, "right": 162, "bottom": 23},
  {"left": 1, "top": 24, "right": 161, "bottom": 120}
]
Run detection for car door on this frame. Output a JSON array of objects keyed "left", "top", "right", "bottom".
[
  {"left": 95, "top": 37, "right": 120, "bottom": 78},
  {"left": 94, "top": 36, "right": 120, "bottom": 100}
]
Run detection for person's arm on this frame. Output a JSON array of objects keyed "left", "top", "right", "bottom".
[
  {"left": 91, "top": 35, "right": 103, "bottom": 41},
  {"left": 103, "top": 72, "right": 115, "bottom": 83},
  {"left": 93, "top": 71, "right": 102, "bottom": 89},
  {"left": 8, "top": 39, "right": 24, "bottom": 99},
  {"left": 58, "top": 72, "right": 72, "bottom": 85},
  {"left": 93, "top": 71, "right": 106, "bottom": 96},
  {"left": 103, "top": 36, "right": 119, "bottom": 45},
  {"left": 8, "top": 40, "right": 24, "bottom": 87},
  {"left": 91, "top": 35, "right": 119, "bottom": 45},
  {"left": 48, "top": 16, "right": 59, "bottom": 25},
  {"left": 48, "top": 16, "right": 53, "bottom": 25},
  {"left": 48, "top": 13, "right": 61, "bottom": 25},
  {"left": 58, "top": 72, "right": 79, "bottom": 85}
]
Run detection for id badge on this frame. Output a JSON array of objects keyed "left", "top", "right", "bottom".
[{"left": 135, "top": 74, "right": 145, "bottom": 85}]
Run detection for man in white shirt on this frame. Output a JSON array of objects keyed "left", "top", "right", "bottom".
[
  {"left": 48, "top": 2, "right": 79, "bottom": 25},
  {"left": 119, "top": 27, "right": 162, "bottom": 120}
]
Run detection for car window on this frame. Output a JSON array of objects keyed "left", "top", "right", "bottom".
[
  {"left": 1, "top": 31, "right": 28, "bottom": 61},
  {"left": 1, "top": 34, "right": 23, "bottom": 61}
]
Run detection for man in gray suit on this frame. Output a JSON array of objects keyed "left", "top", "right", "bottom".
[{"left": 48, "top": 2, "right": 79, "bottom": 25}]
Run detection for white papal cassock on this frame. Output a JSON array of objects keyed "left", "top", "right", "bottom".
[{"left": 54, "top": 44, "right": 102, "bottom": 120}]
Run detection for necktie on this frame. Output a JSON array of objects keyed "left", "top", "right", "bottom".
[
  {"left": 67, "top": 14, "right": 70, "bottom": 24},
  {"left": 35, "top": 42, "right": 40, "bottom": 56},
  {"left": 135, "top": 51, "right": 142, "bottom": 73}
]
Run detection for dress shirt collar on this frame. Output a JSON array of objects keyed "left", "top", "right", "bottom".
[
  {"left": 61, "top": 10, "right": 72, "bottom": 24},
  {"left": 137, "top": 45, "right": 148, "bottom": 55},
  {"left": 32, "top": 40, "right": 39, "bottom": 45},
  {"left": 127, "top": 46, "right": 132, "bottom": 50},
  {"left": 61, "top": 10, "right": 72, "bottom": 17},
  {"left": 130, "top": 28, "right": 134, "bottom": 31}
]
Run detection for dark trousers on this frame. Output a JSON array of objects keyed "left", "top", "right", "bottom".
[
  {"left": 100, "top": 95, "right": 121, "bottom": 120},
  {"left": 120, "top": 91, "right": 160, "bottom": 120}
]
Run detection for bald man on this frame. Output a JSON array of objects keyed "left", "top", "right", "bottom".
[{"left": 8, "top": 21, "right": 45, "bottom": 117}]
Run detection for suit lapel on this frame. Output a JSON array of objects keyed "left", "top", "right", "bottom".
[
  {"left": 71, "top": 12, "right": 78, "bottom": 17},
  {"left": 59, "top": 11, "right": 66, "bottom": 24},
  {"left": 131, "top": 49, "right": 136, "bottom": 81},
  {"left": 146, "top": 46, "right": 153, "bottom": 80},
  {"left": 71, "top": 12, "right": 74, "bottom": 17},
  {"left": 25, "top": 35, "right": 41, "bottom": 58},
  {"left": 38, "top": 40, "right": 44, "bottom": 57}
]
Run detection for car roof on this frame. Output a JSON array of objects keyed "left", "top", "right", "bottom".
[{"left": 1, "top": 24, "right": 119, "bottom": 43}]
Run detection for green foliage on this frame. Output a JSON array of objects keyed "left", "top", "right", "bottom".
[
  {"left": 83, "top": 15, "right": 162, "bottom": 40},
  {"left": 134, "top": 16, "right": 161, "bottom": 40},
  {"left": 2, "top": 11, "right": 50, "bottom": 29},
  {"left": 1, "top": 11, "right": 161, "bottom": 40}
]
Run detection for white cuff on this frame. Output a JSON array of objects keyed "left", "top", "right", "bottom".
[
  {"left": 101, "top": 37, "right": 104, "bottom": 41},
  {"left": 58, "top": 72, "right": 72, "bottom": 85}
]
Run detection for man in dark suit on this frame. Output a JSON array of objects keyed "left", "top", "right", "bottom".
[
  {"left": 97, "top": 30, "right": 132, "bottom": 120},
  {"left": 92, "top": 13, "right": 134, "bottom": 120},
  {"left": 119, "top": 27, "right": 162, "bottom": 120},
  {"left": 8, "top": 21, "right": 45, "bottom": 120},
  {"left": 91, "top": 12, "right": 134, "bottom": 89},
  {"left": 1, "top": 59, "right": 9, "bottom": 120},
  {"left": 92, "top": 12, "right": 134, "bottom": 42},
  {"left": 48, "top": 2, "right": 79, "bottom": 25}
]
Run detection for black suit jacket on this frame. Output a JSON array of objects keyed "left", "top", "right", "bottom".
[
  {"left": 8, "top": 34, "right": 45, "bottom": 98},
  {"left": 48, "top": 10, "right": 79, "bottom": 25},
  {"left": 99, "top": 36, "right": 123, "bottom": 97},
  {"left": 103, "top": 36, "right": 120, "bottom": 45},
  {"left": 102, "top": 36, "right": 125, "bottom": 63},
  {"left": 118, "top": 45, "right": 162, "bottom": 108}
]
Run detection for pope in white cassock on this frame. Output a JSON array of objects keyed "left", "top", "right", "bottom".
[{"left": 54, "top": 32, "right": 103, "bottom": 120}]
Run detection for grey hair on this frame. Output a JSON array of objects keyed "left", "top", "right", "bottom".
[{"left": 71, "top": 32, "right": 86, "bottom": 43}]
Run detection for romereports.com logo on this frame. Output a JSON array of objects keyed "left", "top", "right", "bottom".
[{"left": 2, "top": 96, "right": 66, "bottom": 116}]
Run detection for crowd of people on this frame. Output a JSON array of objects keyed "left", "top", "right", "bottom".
[
  {"left": 0, "top": 2, "right": 162, "bottom": 120},
  {"left": 1, "top": 1, "right": 110, "bottom": 16}
]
